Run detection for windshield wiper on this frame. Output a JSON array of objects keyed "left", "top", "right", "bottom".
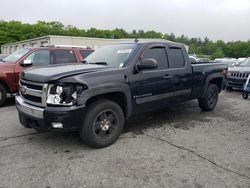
[{"left": 89, "top": 62, "right": 108, "bottom": 65}]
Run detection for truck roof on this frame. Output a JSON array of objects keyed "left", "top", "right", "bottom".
[
  {"left": 108, "top": 40, "right": 185, "bottom": 48},
  {"left": 23, "top": 46, "right": 93, "bottom": 51}
]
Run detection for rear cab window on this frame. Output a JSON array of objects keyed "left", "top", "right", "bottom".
[{"left": 54, "top": 49, "right": 77, "bottom": 64}]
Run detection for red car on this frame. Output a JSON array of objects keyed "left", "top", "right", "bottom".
[{"left": 0, "top": 46, "right": 94, "bottom": 106}]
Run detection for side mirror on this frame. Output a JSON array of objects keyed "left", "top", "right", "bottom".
[
  {"left": 22, "top": 59, "right": 32, "bottom": 66},
  {"left": 136, "top": 58, "right": 158, "bottom": 71},
  {"left": 81, "top": 59, "right": 87, "bottom": 64}
]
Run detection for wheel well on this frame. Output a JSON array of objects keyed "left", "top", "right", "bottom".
[
  {"left": 209, "top": 78, "right": 223, "bottom": 92},
  {"left": 86, "top": 92, "right": 128, "bottom": 117},
  {"left": 0, "top": 80, "right": 9, "bottom": 93}
]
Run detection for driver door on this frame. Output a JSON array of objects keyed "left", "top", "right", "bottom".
[{"left": 130, "top": 45, "right": 174, "bottom": 112}]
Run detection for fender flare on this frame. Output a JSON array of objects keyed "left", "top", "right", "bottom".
[
  {"left": 201, "top": 73, "right": 225, "bottom": 98},
  {"left": 78, "top": 83, "right": 132, "bottom": 117}
]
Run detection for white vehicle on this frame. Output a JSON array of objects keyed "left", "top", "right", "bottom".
[
  {"left": 189, "top": 55, "right": 198, "bottom": 63},
  {"left": 214, "top": 58, "right": 239, "bottom": 67}
]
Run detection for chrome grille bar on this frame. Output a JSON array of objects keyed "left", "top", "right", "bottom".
[
  {"left": 231, "top": 72, "right": 249, "bottom": 79},
  {"left": 19, "top": 79, "right": 48, "bottom": 107}
]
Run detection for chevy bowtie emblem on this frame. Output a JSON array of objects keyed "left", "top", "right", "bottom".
[{"left": 21, "top": 86, "right": 27, "bottom": 95}]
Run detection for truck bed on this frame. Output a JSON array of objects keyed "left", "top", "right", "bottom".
[{"left": 191, "top": 63, "right": 228, "bottom": 98}]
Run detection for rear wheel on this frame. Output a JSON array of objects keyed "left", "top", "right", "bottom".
[
  {"left": 242, "top": 92, "right": 248, "bottom": 99},
  {"left": 80, "top": 99, "right": 124, "bottom": 148},
  {"left": 198, "top": 84, "right": 219, "bottom": 111},
  {"left": 0, "top": 84, "right": 7, "bottom": 107}
]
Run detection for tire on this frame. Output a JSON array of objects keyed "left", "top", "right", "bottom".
[
  {"left": 242, "top": 92, "right": 248, "bottom": 99},
  {"left": 80, "top": 99, "right": 124, "bottom": 148},
  {"left": 0, "top": 84, "right": 7, "bottom": 107},
  {"left": 198, "top": 84, "right": 219, "bottom": 111}
]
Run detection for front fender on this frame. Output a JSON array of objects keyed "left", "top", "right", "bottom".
[
  {"left": 78, "top": 83, "right": 132, "bottom": 117},
  {"left": 0, "top": 74, "right": 12, "bottom": 92}
]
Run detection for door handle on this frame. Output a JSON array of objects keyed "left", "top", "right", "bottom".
[{"left": 162, "top": 75, "right": 173, "bottom": 79}]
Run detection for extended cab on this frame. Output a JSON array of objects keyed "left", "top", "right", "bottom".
[
  {"left": 16, "top": 41, "right": 227, "bottom": 148},
  {"left": 0, "top": 46, "right": 93, "bottom": 106}
]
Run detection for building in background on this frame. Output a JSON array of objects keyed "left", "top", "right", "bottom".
[{"left": 1, "top": 35, "right": 188, "bottom": 54}]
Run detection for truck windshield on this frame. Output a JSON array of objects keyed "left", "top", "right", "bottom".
[
  {"left": 3, "top": 49, "right": 30, "bottom": 64},
  {"left": 85, "top": 44, "right": 138, "bottom": 68},
  {"left": 238, "top": 58, "right": 250, "bottom": 67}
]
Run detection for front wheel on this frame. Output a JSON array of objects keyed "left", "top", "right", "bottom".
[
  {"left": 0, "top": 84, "right": 7, "bottom": 107},
  {"left": 80, "top": 99, "right": 124, "bottom": 148},
  {"left": 198, "top": 84, "right": 219, "bottom": 111}
]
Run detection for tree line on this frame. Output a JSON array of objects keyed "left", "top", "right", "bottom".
[{"left": 0, "top": 20, "right": 250, "bottom": 59}]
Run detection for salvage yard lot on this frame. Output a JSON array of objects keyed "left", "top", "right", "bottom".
[{"left": 0, "top": 91, "right": 249, "bottom": 187}]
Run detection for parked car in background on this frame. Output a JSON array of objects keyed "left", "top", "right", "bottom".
[
  {"left": 214, "top": 58, "right": 239, "bottom": 67},
  {"left": 197, "top": 58, "right": 211, "bottom": 63},
  {"left": 16, "top": 41, "right": 227, "bottom": 148},
  {"left": 0, "top": 46, "right": 94, "bottom": 106},
  {"left": 189, "top": 56, "right": 211, "bottom": 64},
  {"left": 227, "top": 57, "right": 250, "bottom": 90},
  {"left": 189, "top": 55, "right": 198, "bottom": 63}
]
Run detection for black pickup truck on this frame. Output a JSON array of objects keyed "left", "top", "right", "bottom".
[{"left": 16, "top": 41, "right": 227, "bottom": 148}]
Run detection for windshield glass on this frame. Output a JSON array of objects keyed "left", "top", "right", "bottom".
[
  {"left": 85, "top": 43, "right": 138, "bottom": 68},
  {"left": 3, "top": 49, "right": 30, "bottom": 63},
  {"left": 238, "top": 58, "right": 250, "bottom": 67}
]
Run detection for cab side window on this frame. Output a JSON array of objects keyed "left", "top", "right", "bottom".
[
  {"left": 143, "top": 47, "right": 168, "bottom": 70},
  {"left": 25, "top": 50, "right": 50, "bottom": 66},
  {"left": 168, "top": 48, "right": 185, "bottom": 68},
  {"left": 54, "top": 50, "right": 77, "bottom": 64}
]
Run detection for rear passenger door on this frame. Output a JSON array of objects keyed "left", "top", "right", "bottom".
[
  {"left": 166, "top": 45, "right": 192, "bottom": 100},
  {"left": 53, "top": 49, "right": 77, "bottom": 64}
]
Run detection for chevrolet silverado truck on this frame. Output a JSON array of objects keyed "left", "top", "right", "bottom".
[
  {"left": 227, "top": 57, "right": 250, "bottom": 90},
  {"left": 0, "top": 46, "right": 93, "bottom": 106},
  {"left": 16, "top": 41, "right": 227, "bottom": 148}
]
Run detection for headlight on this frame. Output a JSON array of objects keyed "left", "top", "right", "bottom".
[{"left": 47, "top": 84, "right": 86, "bottom": 106}]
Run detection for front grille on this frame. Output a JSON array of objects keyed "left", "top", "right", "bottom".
[
  {"left": 22, "top": 94, "right": 42, "bottom": 103},
  {"left": 20, "top": 80, "right": 43, "bottom": 90},
  {"left": 19, "top": 79, "right": 48, "bottom": 107},
  {"left": 230, "top": 72, "right": 249, "bottom": 79}
]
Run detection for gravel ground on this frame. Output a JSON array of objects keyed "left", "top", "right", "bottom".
[{"left": 0, "top": 91, "right": 249, "bottom": 188}]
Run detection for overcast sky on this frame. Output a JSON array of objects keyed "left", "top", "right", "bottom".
[{"left": 1, "top": 0, "right": 250, "bottom": 41}]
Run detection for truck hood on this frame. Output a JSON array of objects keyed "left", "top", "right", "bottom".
[
  {"left": 21, "top": 64, "right": 114, "bottom": 83},
  {"left": 229, "top": 66, "right": 250, "bottom": 73}
]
